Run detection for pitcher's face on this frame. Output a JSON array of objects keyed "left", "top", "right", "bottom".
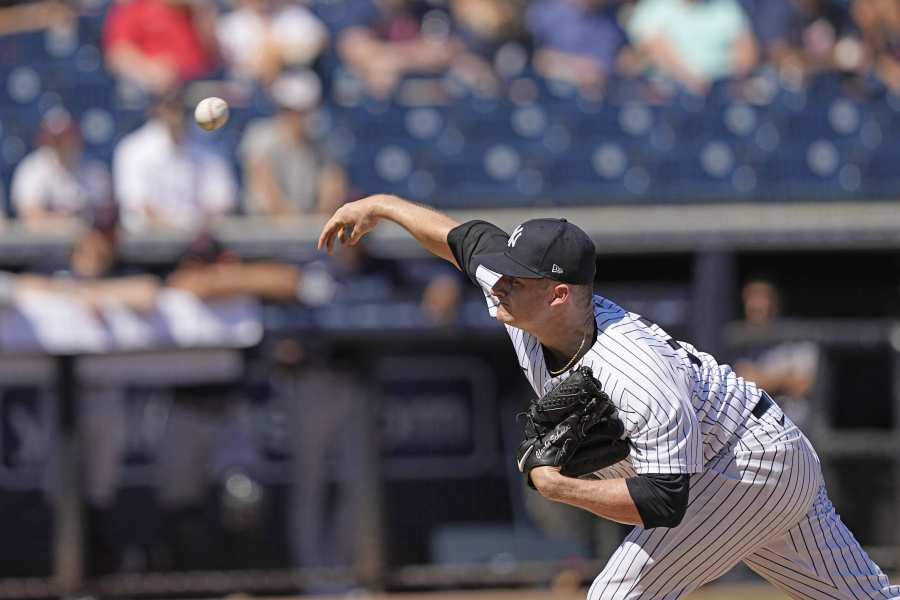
[{"left": 491, "top": 276, "right": 555, "bottom": 329}]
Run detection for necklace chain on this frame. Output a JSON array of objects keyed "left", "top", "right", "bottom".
[{"left": 547, "top": 313, "right": 594, "bottom": 377}]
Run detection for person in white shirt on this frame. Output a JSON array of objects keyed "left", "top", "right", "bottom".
[
  {"left": 216, "top": 0, "right": 328, "bottom": 84},
  {"left": 11, "top": 108, "right": 112, "bottom": 230},
  {"left": 240, "top": 71, "right": 348, "bottom": 216},
  {"left": 112, "top": 91, "right": 238, "bottom": 234}
]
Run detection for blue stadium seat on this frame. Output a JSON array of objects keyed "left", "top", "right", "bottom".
[
  {"left": 860, "top": 140, "right": 900, "bottom": 198},
  {"left": 428, "top": 144, "right": 550, "bottom": 208},
  {"left": 653, "top": 138, "right": 754, "bottom": 201},
  {"left": 546, "top": 144, "right": 656, "bottom": 205},
  {"left": 403, "top": 106, "right": 446, "bottom": 141},
  {"left": 549, "top": 99, "right": 623, "bottom": 142},
  {"left": 344, "top": 140, "right": 446, "bottom": 202},
  {"left": 758, "top": 137, "right": 863, "bottom": 199}
]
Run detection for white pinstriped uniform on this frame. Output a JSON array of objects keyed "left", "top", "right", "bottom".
[{"left": 475, "top": 265, "right": 900, "bottom": 600}]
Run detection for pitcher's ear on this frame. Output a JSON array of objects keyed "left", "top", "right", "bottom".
[{"left": 549, "top": 283, "right": 571, "bottom": 307}]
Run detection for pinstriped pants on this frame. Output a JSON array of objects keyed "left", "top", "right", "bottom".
[{"left": 588, "top": 401, "right": 900, "bottom": 599}]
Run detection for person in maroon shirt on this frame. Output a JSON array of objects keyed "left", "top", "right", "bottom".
[
  {"left": 103, "top": 0, "right": 219, "bottom": 94},
  {"left": 336, "top": 0, "right": 462, "bottom": 98}
]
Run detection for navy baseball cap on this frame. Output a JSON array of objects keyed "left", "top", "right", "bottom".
[{"left": 476, "top": 219, "right": 596, "bottom": 285}]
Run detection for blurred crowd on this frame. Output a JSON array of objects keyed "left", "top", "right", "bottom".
[
  {"left": 91, "top": 0, "right": 900, "bottom": 101},
  {"left": 0, "top": 0, "right": 896, "bottom": 229}
]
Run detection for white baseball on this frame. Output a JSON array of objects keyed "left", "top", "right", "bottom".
[{"left": 194, "top": 97, "right": 230, "bottom": 131}]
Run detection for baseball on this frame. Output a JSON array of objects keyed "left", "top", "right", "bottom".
[{"left": 194, "top": 97, "right": 230, "bottom": 131}]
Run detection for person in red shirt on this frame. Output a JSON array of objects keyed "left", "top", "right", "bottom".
[{"left": 103, "top": 0, "right": 219, "bottom": 94}]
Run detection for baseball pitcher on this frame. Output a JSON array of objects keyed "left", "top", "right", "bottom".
[{"left": 319, "top": 194, "right": 899, "bottom": 600}]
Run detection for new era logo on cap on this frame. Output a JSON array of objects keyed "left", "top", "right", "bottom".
[{"left": 476, "top": 218, "right": 596, "bottom": 285}]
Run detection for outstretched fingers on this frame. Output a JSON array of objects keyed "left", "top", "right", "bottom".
[
  {"left": 348, "top": 222, "right": 366, "bottom": 245},
  {"left": 317, "top": 216, "right": 343, "bottom": 253},
  {"left": 318, "top": 202, "right": 375, "bottom": 253}
]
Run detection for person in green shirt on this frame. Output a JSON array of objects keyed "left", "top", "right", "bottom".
[{"left": 627, "top": 0, "right": 759, "bottom": 95}]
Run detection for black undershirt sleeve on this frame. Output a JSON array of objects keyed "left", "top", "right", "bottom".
[
  {"left": 447, "top": 220, "right": 510, "bottom": 285},
  {"left": 625, "top": 473, "right": 690, "bottom": 529}
]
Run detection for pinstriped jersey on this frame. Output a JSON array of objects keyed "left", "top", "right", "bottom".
[
  {"left": 475, "top": 263, "right": 761, "bottom": 478},
  {"left": 450, "top": 221, "right": 897, "bottom": 599}
]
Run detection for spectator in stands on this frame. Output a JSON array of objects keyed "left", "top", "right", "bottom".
[
  {"left": 0, "top": 0, "right": 73, "bottom": 37},
  {"left": 112, "top": 91, "right": 237, "bottom": 234},
  {"left": 52, "top": 208, "right": 128, "bottom": 285},
  {"left": 305, "top": 240, "right": 463, "bottom": 325},
  {"left": 336, "top": 0, "right": 462, "bottom": 98},
  {"left": 526, "top": 0, "right": 628, "bottom": 95},
  {"left": 305, "top": 239, "right": 404, "bottom": 306},
  {"left": 733, "top": 278, "right": 819, "bottom": 429},
  {"left": 853, "top": 0, "right": 900, "bottom": 93},
  {"left": 9, "top": 222, "right": 323, "bottom": 311},
  {"left": 626, "top": 0, "right": 759, "bottom": 95},
  {"left": 239, "top": 71, "right": 347, "bottom": 217},
  {"left": 420, "top": 271, "right": 463, "bottom": 326},
  {"left": 17, "top": 205, "right": 159, "bottom": 315},
  {"left": 216, "top": 0, "right": 328, "bottom": 84},
  {"left": 449, "top": 0, "right": 526, "bottom": 94},
  {"left": 165, "top": 231, "right": 324, "bottom": 302},
  {"left": 103, "top": 0, "right": 219, "bottom": 95},
  {"left": 745, "top": 0, "right": 858, "bottom": 87},
  {"left": 10, "top": 108, "right": 112, "bottom": 231}
]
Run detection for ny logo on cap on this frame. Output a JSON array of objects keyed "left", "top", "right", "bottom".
[{"left": 508, "top": 225, "right": 524, "bottom": 248}]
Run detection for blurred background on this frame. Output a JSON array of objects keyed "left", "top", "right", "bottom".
[{"left": 0, "top": 0, "right": 898, "bottom": 598}]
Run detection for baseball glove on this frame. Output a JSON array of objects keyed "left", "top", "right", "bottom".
[{"left": 517, "top": 366, "right": 630, "bottom": 487}]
